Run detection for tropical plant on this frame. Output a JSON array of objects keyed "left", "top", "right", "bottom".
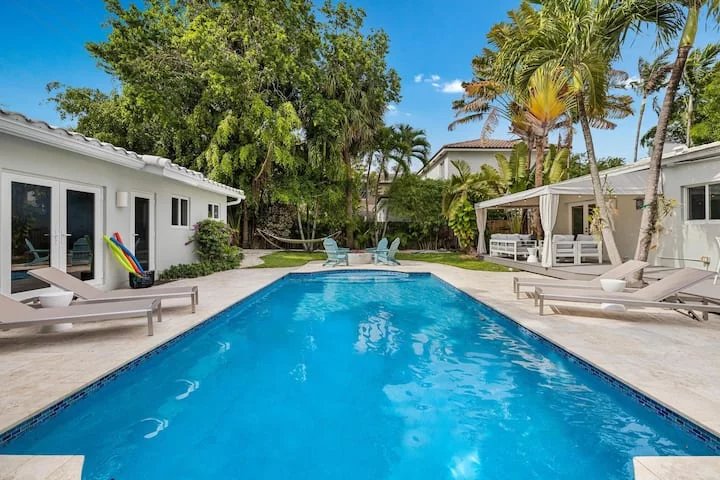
[
  {"left": 490, "top": 0, "right": 679, "bottom": 265},
  {"left": 682, "top": 43, "right": 720, "bottom": 146},
  {"left": 387, "top": 124, "right": 431, "bottom": 181},
  {"left": 629, "top": 49, "right": 674, "bottom": 162},
  {"left": 635, "top": 0, "right": 720, "bottom": 272},
  {"left": 442, "top": 160, "right": 486, "bottom": 251}
]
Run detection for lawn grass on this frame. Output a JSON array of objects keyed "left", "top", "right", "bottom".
[
  {"left": 395, "top": 252, "right": 510, "bottom": 271},
  {"left": 250, "top": 251, "right": 326, "bottom": 268}
]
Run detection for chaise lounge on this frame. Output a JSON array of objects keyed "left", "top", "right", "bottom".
[
  {"left": 513, "top": 260, "right": 648, "bottom": 299},
  {"left": 0, "top": 294, "right": 162, "bottom": 336},
  {"left": 535, "top": 268, "right": 718, "bottom": 320},
  {"left": 28, "top": 267, "right": 199, "bottom": 313}
]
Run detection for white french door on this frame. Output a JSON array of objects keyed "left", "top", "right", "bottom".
[
  {"left": 130, "top": 192, "right": 155, "bottom": 272},
  {"left": 1, "top": 172, "right": 104, "bottom": 297}
]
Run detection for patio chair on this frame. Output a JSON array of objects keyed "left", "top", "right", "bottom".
[
  {"left": 374, "top": 238, "right": 400, "bottom": 265},
  {"left": 366, "top": 237, "right": 388, "bottom": 254},
  {"left": 0, "top": 294, "right": 161, "bottom": 336},
  {"left": 535, "top": 268, "right": 717, "bottom": 320},
  {"left": 551, "top": 235, "right": 576, "bottom": 265},
  {"left": 28, "top": 267, "right": 199, "bottom": 313},
  {"left": 575, "top": 234, "right": 603, "bottom": 264},
  {"left": 513, "top": 260, "right": 648, "bottom": 299},
  {"left": 70, "top": 235, "right": 93, "bottom": 266},
  {"left": 24, "top": 239, "right": 49, "bottom": 265},
  {"left": 322, "top": 238, "right": 349, "bottom": 267}
]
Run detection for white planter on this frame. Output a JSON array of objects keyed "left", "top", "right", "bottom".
[
  {"left": 38, "top": 291, "right": 74, "bottom": 308},
  {"left": 600, "top": 279, "right": 626, "bottom": 293}
]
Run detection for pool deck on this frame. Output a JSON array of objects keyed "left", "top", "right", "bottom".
[{"left": 1, "top": 259, "right": 719, "bottom": 479}]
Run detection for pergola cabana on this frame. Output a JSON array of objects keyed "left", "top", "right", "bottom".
[{"left": 475, "top": 162, "right": 650, "bottom": 267}]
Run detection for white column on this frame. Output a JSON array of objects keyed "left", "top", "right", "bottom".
[
  {"left": 475, "top": 207, "right": 487, "bottom": 254},
  {"left": 540, "top": 194, "right": 559, "bottom": 267}
]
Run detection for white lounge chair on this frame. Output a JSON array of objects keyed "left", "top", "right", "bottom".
[
  {"left": 536, "top": 268, "right": 717, "bottom": 320},
  {"left": 29, "top": 267, "right": 199, "bottom": 312},
  {"left": 575, "top": 234, "right": 603, "bottom": 264},
  {"left": 0, "top": 294, "right": 161, "bottom": 335},
  {"left": 551, "top": 235, "right": 576, "bottom": 265},
  {"left": 513, "top": 260, "right": 648, "bottom": 299}
]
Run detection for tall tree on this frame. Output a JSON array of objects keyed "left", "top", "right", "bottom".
[
  {"left": 491, "top": 0, "right": 679, "bottom": 265},
  {"left": 634, "top": 0, "right": 720, "bottom": 270},
  {"left": 316, "top": 2, "right": 400, "bottom": 247},
  {"left": 629, "top": 49, "right": 673, "bottom": 162}
]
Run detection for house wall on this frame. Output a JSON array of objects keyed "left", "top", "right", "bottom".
[
  {"left": 554, "top": 194, "right": 643, "bottom": 261},
  {"left": 0, "top": 133, "right": 228, "bottom": 293},
  {"left": 656, "top": 157, "right": 720, "bottom": 269},
  {"left": 423, "top": 150, "right": 510, "bottom": 180}
]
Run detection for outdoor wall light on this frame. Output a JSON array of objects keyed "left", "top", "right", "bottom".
[{"left": 116, "top": 191, "right": 129, "bottom": 208}]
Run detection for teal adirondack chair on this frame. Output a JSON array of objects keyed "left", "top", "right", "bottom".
[
  {"left": 25, "top": 239, "right": 49, "bottom": 265},
  {"left": 323, "top": 238, "right": 350, "bottom": 267},
  {"left": 366, "top": 237, "right": 387, "bottom": 254},
  {"left": 374, "top": 238, "right": 400, "bottom": 265}
]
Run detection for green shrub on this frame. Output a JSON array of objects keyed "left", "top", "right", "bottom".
[{"left": 160, "top": 219, "right": 243, "bottom": 280}]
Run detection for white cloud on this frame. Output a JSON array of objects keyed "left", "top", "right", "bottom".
[
  {"left": 430, "top": 74, "right": 441, "bottom": 82},
  {"left": 440, "top": 79, "right": 465, "bottom": 94},
  {"left": 387, "top": 104, "right": 397, "bottom": 111},
  {"left": 431, "top": 82, "right": 440, "bottom": 88},
  {"left": 413, "top": 74, "right": 424, "bottom": 83}
]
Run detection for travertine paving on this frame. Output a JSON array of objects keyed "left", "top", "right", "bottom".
[{"left": 1, "top": 259, "right": 719, "bottom": 479}]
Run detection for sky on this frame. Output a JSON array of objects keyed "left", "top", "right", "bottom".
[{"left": 0, "top": 0, "right": 717, "bottom": 163}]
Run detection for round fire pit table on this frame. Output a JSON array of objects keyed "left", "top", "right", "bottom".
[{"left": 347, "top": 252, "right": 374, "bottom": 265}]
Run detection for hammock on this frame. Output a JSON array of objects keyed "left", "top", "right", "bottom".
[{"left": 256, "top": 228, "right": 341, "bottom": 250}]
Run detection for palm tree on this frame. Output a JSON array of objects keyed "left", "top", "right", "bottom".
[
  {"left": 630, "top": 49, "right": 673, "bottom": 162},
  {"left": 388, "top": 124, "right": 430, "bottom": 181},
  {"left": 683, "top": 43, "right": 720, "bottom": 146},
  {"left": 635, "top": 1, "right": 720, "bottom": 271},
  {"left": 491, "top": 0, "right": 679, "bottom": 265}
]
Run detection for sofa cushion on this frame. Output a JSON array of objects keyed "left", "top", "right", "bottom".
[
  {"left": 552, "top": 234, "right": 575, "bottom": 243},
  {"left": 576, "top": 234, "right": 596, "bottom": 242}
]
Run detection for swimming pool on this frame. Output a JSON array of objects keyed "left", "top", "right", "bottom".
[{"left": 1, "top": 271, "right": 716, "bottom": 479}]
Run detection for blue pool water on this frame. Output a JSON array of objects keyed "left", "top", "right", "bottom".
[{"left": 1, "top": 271, "right": 715, "bottom": 479}]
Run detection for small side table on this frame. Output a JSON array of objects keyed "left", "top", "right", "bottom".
[
  {"left": 526, "top": 247, "right": 540, "bottom": 264},
  {"left": 38, "top": 292, "right": 74, "bottom": 333}
]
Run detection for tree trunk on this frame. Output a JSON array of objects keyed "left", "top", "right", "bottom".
[
  {"left": 686, "top": 93, "right": 694, "bottom": 147},
  {"left": 633, "top": 45, "right": 692, "bottom": 276},
  {"left": 242, "top": 201, "right": 250, "bottom": 248},
  {"left": 576, "top": 93, "right": 623, "bottom": 265},
  {"left": 297, "top": 207, "right": 307, "bottom": 251},
  {"left": 310, "top": 200, "right": 319, "bottom": 252},
  {"left": 533, "top": 137, "right": 545, "bottom": 237},
  {"left": 343, "top": 148, "right": 354, "bottom": 248},
  {"left": 365, "top": 153, "right": 373, "bottom": 221},
  {"left": 633, "top": 95, "right": 647, "bottom": 163}
]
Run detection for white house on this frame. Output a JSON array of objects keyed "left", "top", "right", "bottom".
[
  {"left": 418, "top": 138, "right": 522, "bottom": 180},
  {"left": 475, "top": 142, "right": 720, "bottom": 269},
  {"left": 0, "top": 110, "right": 244, "bottom": 298}
]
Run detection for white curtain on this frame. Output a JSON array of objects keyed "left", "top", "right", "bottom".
[
  {"left": 540, "top": 194, "right": 559, "bottom": 267},
  {"left": 475, "top": 207, "right": 487, "bottom": 254}
]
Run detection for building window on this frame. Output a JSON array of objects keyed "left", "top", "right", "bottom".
[
  {"left": 171, "top": 196, "right": 189, "bottom": 226},
  {"left": 208, "top": 203, "right": 220, "bottom": 219},
  {"left": 685, "top": 183, "right": 720, "bottom": 221}
]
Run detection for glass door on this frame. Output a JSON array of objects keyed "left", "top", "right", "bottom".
[
  {"left": 1, "top": 173, "right": 103, "bottom": 296},
  {"left": 62, "top": 186, "right": 102, "bottom": 282},
  {"left": 8, "top": 180, "right": 55, "bottom": 293},
  {"left": 132, "top": 194, "right": 154, "bottom": 271},
  {"left": 569, "top": 202, "right": 595, "bottom": 236}
]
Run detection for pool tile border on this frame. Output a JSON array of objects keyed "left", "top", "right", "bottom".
[{"left": 2, "top": 269, "right": 719, "bottom": 454}]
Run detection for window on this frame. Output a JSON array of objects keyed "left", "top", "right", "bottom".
[
  {"left": 208, "top": 203, "right": 220, "bottom": 219},
  {"left": 171, "top": 196, "right": 189, "bottom": 227},
  {"left": 685, "top": 183, "right": 720, "bottom": 221}
]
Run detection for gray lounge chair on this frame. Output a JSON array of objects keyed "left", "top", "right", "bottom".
[
  {"left": 28, "top": 267, "right": 198, "bottom": 313},
  {"left": 513, "top": 260, "right": 649, "bottom": 299},
  {"left": 24, "top": 239, "right": 49, "bottom": 265},
  {"left": 0, "top": 294, "right": 161, "bottom": 336},
  {"left": 323, "top": 238, "right": 350, "bottom": 267},
  {"left": 374, "top": 238, "right": 400, "bottom": 265},
  {"left": 535, "top": 268, "right": 717, "bottom": 320}
]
